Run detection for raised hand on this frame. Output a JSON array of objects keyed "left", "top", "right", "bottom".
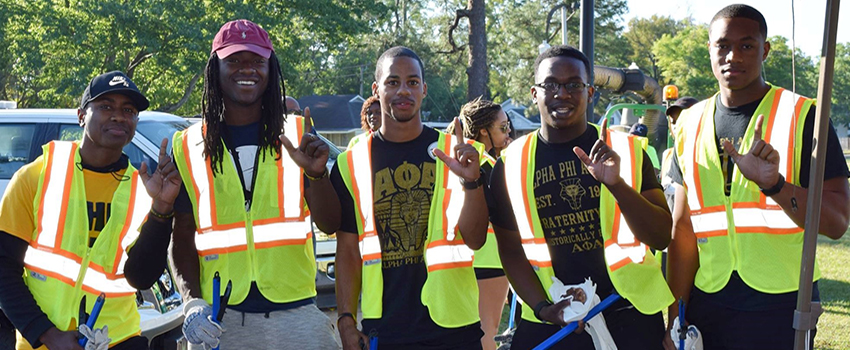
[
  {"left": 573, "top": 118, "right": 622, "bottom": 187},
  {"left": 279, "top": 107, "right": 329, "bottom": 179},
  {"left": 722, "top": 114, "right": 780, "bottom": 189},
  {"left": 140, "top": 138, "right": 182, "bottom": 214},
  {"left": 434, "top": 118, "right": 481, "bottom": 182}
]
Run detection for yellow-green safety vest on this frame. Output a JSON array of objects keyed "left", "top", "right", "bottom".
[
  {"left": 23, "top": 141, "right": 148, "bottom": 348},
  {"left": 172, "top": 116, "right": 316, "bottom": 305},
  {"left": 675, "top": 85, "right": 817, "bottom": 294},
  {"left": 336, "top": 130, "right": 483, "bottom": 328},
  {"left": 503, "top": 126, "right": 673, "bottom": 323},
  {"left": 473, "top": 152, "right": 501, "bottom": 269}
]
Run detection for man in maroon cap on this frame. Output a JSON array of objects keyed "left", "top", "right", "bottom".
[{"left": 170, "top": 19, "right": 340, "bottom": 349}]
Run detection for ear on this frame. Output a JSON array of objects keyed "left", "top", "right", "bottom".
[
  {"left": 77, "top": 108, "right": 85, "bottom": 127},
  {"left": 531, "top": 86, "right": 538, "bottom": 103},
  {"left": 587, "top": 86, "right": 595, "bottom": 104},
  {"left": 422, "top": 82, "right": 428, "bottom": 96},
  {"left": 762, "top": 41, "right": 771, "bottom": 62},
  {"left": 372, "top": 81, "right": 378, "bottom": 96}
]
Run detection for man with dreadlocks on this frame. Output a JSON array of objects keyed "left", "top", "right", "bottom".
[{"left": 170, "top": 20, "right": 340, "bottom": 349}]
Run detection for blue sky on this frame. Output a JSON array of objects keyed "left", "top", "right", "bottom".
[{"left": 623, "top": 0, "right": 850, "bottom": 58}]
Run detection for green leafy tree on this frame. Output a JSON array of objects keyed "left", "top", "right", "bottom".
[
  {"left": 623, "top": 15, "right": 684, "bottom": 83},
  {"left": 652, "top": 23, "right": 715, "bottom": 99}
]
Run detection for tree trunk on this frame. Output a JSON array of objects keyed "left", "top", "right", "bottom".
[
  {"left": 466, "top": 0, "right": 487, "bottom": 101},
  {"left": 157, "top": 73, "right": 200, "bottom": 113}
]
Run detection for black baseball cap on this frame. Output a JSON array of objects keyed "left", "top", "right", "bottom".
[
  {"left": 665, "top": 97, "right": 699, "bottom": 117},
  {"left": 80, "top": 71, "right": 149, "bottom": 111}
]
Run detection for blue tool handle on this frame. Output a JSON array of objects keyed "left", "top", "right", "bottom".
[
  {"left": 678, "top": 299, "right": 686, "bottom": 350},
  {"left": 532, "top": 293, "right": 621, "bottom": 350},
  {"left": 369, "top": 336, "right": 378, "bottom": 350},
  {"left": 212, "top": 273, "right": 221, "bottom": 350},
  {"left": 508, "top": 292, "right": 518, "bottom": 330},
  {"left": 78, "top": 293, "right": 106, "bottom": 346}
]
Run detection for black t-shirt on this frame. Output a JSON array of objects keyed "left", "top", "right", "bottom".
[
  {"left": 489, "top": 125, "right": 662, "bottom": 301},
  {"left": 331, "top": 127, "right": 482, "bottom": 345},
  {"left": 666, "top": 93, "right": 850, "bottom": 310},
  {"left": 174, "top": 122, "right": 313, "bottom": 313}
]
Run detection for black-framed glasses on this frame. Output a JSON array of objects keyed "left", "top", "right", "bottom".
[{"left": 533, "top": 82, "right": 590, "bottom": 95}]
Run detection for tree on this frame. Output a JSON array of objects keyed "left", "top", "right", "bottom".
[
  {"left": 623, "top": 15, "right": 684, "bottom": 83},
  {"left": 444, "top": 0, "right": 489, "bottom": 102},
  {"left": 829, "top": 43, "right": 850, "bottom": 125},
  {"left": 763, "top": 36, "right": 818, "bottom": 98},
  {"left": 652, "top": 23, "right": 715, "bottom": 99}
]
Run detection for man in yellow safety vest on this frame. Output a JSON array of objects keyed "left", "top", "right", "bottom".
[{"left": 664, "top": 5, "right": 850, "bottom": 349}]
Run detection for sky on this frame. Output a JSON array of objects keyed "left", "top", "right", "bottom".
[{"left": 623, "top": 0, "right": 850, "bottom": 57}]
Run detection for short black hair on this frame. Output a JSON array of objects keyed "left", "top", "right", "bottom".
[
  {"left": 711, "top": 4, "right": 768, "bottom": 39},
  {"left": 533, "top": 45, "right": 592, "bottom": 83},
  {"left": 374, "top": 46, "right": 425, "bottom": 82}
]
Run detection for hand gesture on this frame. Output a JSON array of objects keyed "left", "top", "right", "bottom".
[
  {"left": 140, "top": 138, "right": 182, "bottom": 211},
  {"left": 574, "top": 118, "right": 622, "bottom": 187},
  {"left": 38, "top": 327, "right": 84, "bottom": 350},
  {"left": 722, "top": 114, "right": 780, "bottom": 189},
  {"left": 279, "top": 107, "right": 329, "bottom": 179},
  {"left": 434, "top": 118, "right": 481, "bottom": 182}
]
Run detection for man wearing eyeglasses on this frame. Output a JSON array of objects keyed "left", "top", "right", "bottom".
[{"left": 487, "top": 45, "right": 673, "bottom": 349}]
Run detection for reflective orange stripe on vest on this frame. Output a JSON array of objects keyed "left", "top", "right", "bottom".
[{"left": 603, "top": 131, "right": 650, "bottom": 271}]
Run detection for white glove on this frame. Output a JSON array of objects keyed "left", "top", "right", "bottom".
[
  {"left": 670, "top": 318, "right": 704, "bottom": 350},
  {"left": 182, "top": 298, "right": 223, "bottom": 349},
  {"left": 78, "top": 324, "right": 111, "bottom": 350}
]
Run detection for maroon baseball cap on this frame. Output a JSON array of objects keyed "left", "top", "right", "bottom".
[{"left": 211, "top": 20, "right": 273, "bottom": 59}]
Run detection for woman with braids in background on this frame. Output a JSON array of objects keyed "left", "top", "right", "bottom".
[
  {"left": 448, "top": 97, "right": 512, "bottom": 350},
  {"left": 169, "top": 20, "right": 341, "bottom": 349},
  {"left": 347, "top": 95, "right": 381, "bottom": 149}
]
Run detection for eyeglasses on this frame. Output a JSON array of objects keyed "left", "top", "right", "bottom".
[
  {"left": 288, "top": 109, "right": 303, "bottom": 116},
  {"left": 492, "top": 123, "right": 510, "bottom": 134},
  {"left": 533, "top": 82, "right": 590, "bottom": 95}
]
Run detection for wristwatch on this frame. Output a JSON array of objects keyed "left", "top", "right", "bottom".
[
  {"left": 461, "top": 173, "right": 485, "bottom": 190},
  {"left": 760, "top": 174, "right": 786, "bottom": 196}
]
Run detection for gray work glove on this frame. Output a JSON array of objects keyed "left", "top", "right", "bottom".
[
  {"left": 78, "top": 324, "right": 110, "bottom": 350},
  {"left": 182, "top": 298, "right": 223, "bottom": 349}
]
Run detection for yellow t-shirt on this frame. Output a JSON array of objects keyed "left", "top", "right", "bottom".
[{"left": 0, "top": 156, "right": 124, "bottom": 245}]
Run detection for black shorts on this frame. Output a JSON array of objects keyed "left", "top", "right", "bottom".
[
  {"left": 686, "top": 290, "right": 817, "bottom": 350},
  {"left": 510, "top": 305, "right": 664, "bottom": 350},
  {"left": 377, "top": 326, "right": 484, "bottom": 350},
  {"left": 474, "top": 267, "right": 505, "bottom": 280}
]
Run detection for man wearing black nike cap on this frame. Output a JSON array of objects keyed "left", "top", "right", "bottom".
[{"left": 0, "top": 70, "right": 182, "bottom": 350}]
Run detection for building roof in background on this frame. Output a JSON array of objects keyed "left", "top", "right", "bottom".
[{"left": 297, "top": 94, "right": 364, "bottom": 133}]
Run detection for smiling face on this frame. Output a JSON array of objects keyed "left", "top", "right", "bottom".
[
  {"left": 709, "top": 17, "right": 770, "bottom": 92},
  {"left": 78, "top": 93, "right": 139, "bottom": 150},
  {"left": 532, "top": 56, "right": 594, "bottom": 132},
  {"left": 218, "top": 51, "right": 270, "bottom": 109},
  {"left": 372, "top": 56, "right": 427, "bottom": 124}
]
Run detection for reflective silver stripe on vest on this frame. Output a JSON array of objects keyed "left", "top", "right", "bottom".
[
  {"left": 603, "top": 131, "right": 647, "bottom": 266},
  {"left": 24, "top": 248, "right": 136, "bottom": 293},
  {"left": 681, "top": 100, "right": 708, "bottom": 212},
  {"left": 280, "top": 119, "right": 305, "bottom": 218},
  {"left": 116, "top": 175, "right": 152, "bottom": 272},
  {"left": 37, "top": 142, "right": 75, "bottom": 248},
  {"left": 425, "top": 244, "right": 474, "bottom": 266},
  {"left": 503, "top": 134, "right": 551, "bottom": 264}
]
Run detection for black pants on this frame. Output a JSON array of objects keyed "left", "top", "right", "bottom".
[
  {"left": 510, "top": 306, "right": 664, "bottom": 350},
  {"left": 687, "top": 291, "right": 817, "bottom": 350},
  {"left": 110, "top": 336, "right": 149, "bottom": 350}
]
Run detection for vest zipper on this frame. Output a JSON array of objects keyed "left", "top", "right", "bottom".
[{"left": 245, "top": 209, "right": 258, "bottom": 282}]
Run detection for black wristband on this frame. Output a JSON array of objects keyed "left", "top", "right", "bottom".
[
  {"left": 760, "top": 174, "right": 786, "bottom": 196},
  {"left": 337, "top": 312, "right": 355, "bottom": 325},
  {"left": 533, "top": 300, "right": 552, "bottom": 321}
]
